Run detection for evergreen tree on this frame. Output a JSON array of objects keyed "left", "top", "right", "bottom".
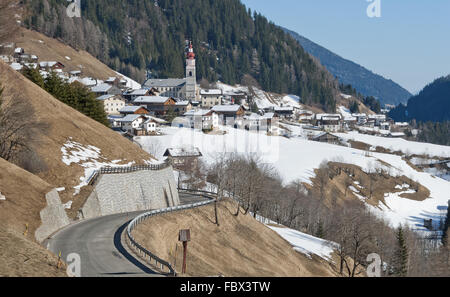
[{"left": 393, "top": 226, "right": 409, "bottom": 276}]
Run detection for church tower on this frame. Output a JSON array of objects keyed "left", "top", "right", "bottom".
[{"left": 185, "top": 41, "right": 197, "bottom": 100}]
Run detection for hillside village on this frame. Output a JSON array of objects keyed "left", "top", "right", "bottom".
[{"left": 1, "top": 40, "right": 414, "bottom": 142}]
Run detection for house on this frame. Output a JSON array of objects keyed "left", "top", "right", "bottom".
[
  {"left": 132, "top": 96, "right": 177, "bottom": 117},
  {"left": 380, "top": 122, "right": 391, "bottom": 131},
  {"left": 244, "top": 112, "right": 278, "bottom": 133},
  {"left": 96, "top": 94, "right": 126, "bottom": 115},
  {"left": 91, "top": 83, "right": 122, "bottom": 96},
  {"left": 183, "top": 109, "right": 217, "bottom": 130},
  {"left": 117, "top": 114, "right": 147, "bottom": 134},
  {"left": 298, "top": 110, "right": 315, "bottom": 123},
  {"left": 39, "top": 61, "right": 65, "bottom": 71},
  {"left": 352, "top": 113, "right": 368, "bottom": 125},
  {"left": 10, "top": 62, "right": 23, "bottom": 71},
  {"left": 163, "top": 147, "right": 202, "bottom": 169},
  {"left": 123, "top": 88, "right": 159, "bottom": 102},
  {"left": 310, "top": 132, "right": 341, "bottom": 145},
  {"left": 13, "top": 47, "right": 24, "bottom": 58},
  {"left": 174, "top": 100, "right": 192, "bottom": 115},
  {"left": 119, "top": 105, "right": 149, "bottom": 116},
  {"left": 142, "top": 116, "right": 167, "bottom": 135},
  {"left": 200, "top": 89, "right": 223, "bottom": 108},
  {"left": 69, "top": 70, "right": 82, "bottom": 77},
  {"left": 274, "top": 106, "right": 294, "bottom": 119},
  {"left": 343, "top": 116, "right": 357, "bottom": 130},
  {"left": 211, "top": 104, "right": 245, "bottom": 126},
  {"left": 107, "top": 115, "right": 124, "bottom": 128},
  {"left": 315, "top": 114, "right": 342, "bottom": 132}
]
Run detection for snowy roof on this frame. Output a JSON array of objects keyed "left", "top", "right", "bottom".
[
  {"left": 175, "top": 100, "right": 190, "bottom": 106},
  {"left": 39, "top": 61, "right": 62, "bottom": 68},
  {"left": 144, "top": 116, "right": 167, "bottom": 124},
  {"left": 14, "top": 47, "right": 23, "bottom": 53},
  {"left": 163, "top": 147, "right": 202, "bottom": 158},
  {"left": 96, "top": 95, "right": 116, "bottom": 101},
  {"left": 119, "top": 105, "right": 148, "bottom": 113},
  {"left": 106, "top": 77, "right": 118, "bottom": 82},
  {"left": 144, "top": 78, "right": 186, "bottom": 88},
  {"left": 77, "top": 77, "right": 98, "bottom": 86},
  {"left": 184, "top": 109, "right": 213, "bottom": 117},
  {"left": 10, "top": 62, "right": 22, "bottom": 71},
  {"left": 91, "top": 83, "right": 112, "bottom": 93},
  {"left": 315, "top": 114, "right": 342, "bottom": 120},
  {"left": 200, "top": 89, "right": 222, "bottom": 95},
  {"left": 352, "top": 113, "right": 367, "bottom": 117},
  {"left": 262, "top": 112, "right": 276, "bottom": 119},
  {"left": 211, "top": 104, "right": 242, "bottom": 113},
  {"left": 117, "top": 114, "right": 146, "bottom": 123},
  {"left": 133, "top": 96, "right": 172, "bottom": 104},
  {"left": 70, "top": 70, "right": 81, "bottom": 74},
  {"left": 129, "top": 89, "right": 150, "bottom": 96}
]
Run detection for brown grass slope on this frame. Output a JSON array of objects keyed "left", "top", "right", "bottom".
[
  {"left": 14, "top": 28, "right": 117, "bottom": 80},
  {"left": 0, "top": 158, "right": 66, "bottom": 276},
  {"left": 132, "top": 199, "right": 338, "bottom": 277},
  {"left": 0, "top": 61, "right": 152, "bottom": 221}
]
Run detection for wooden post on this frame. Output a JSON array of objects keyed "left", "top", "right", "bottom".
[{"left": 179, "top": 229, "right": 191, "bottom": 275}]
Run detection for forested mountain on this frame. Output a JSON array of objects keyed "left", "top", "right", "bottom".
[
  {"left": 283, "top": 27, "right": 412, "bottom": 106},
  {"left": 21, "top": 0, "right": 340, "bottom": 111},
  {"left": 389, "top": 75, "right": 450, "bottom": 123}
]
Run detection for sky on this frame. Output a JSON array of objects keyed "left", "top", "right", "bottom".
[{"left": 240, "top": 0, "right": 450, "bottom": 94}]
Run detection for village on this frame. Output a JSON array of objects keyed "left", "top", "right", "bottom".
[{"left": 1, "top": 40, "right": 414, "bottom": 147}]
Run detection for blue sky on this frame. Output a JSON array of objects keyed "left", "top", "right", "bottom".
[{"left": 240, "top": 0, "right": 450, "bottom": 94}]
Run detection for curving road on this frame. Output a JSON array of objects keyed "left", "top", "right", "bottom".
[{"left": 46, "top": 192, "right": 207, "bottom": 277}]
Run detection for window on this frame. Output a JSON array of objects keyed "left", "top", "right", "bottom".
[{"left": 189, "top": 71, "right": 192, "bottom": 77}]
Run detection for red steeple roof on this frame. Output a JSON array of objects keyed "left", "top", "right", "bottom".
[{"left": 187, "top": 41, "right": 195, "bottom": 60}]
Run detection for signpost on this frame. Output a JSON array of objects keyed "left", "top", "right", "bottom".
[{"left": 178, "top": 229, "right": 191, "bottom": 274}]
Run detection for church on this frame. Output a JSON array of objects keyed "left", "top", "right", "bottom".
[{"left": 143, "top": 41, "right": 199, "bottom": 101}]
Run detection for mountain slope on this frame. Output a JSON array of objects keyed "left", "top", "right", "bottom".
[
  {"left": 0, "top": 61, "right": 153, "bottom": 219},
  {"left": 389, "top": 75, "right": 450, "bottom": 123},
  {"left": 22, "top": 0, "right": 340, "bottom": 111},
  {"left": 132, "top": 199, "right": 339, "bottom": 276},
  {"left": 283, "top": 27, "right": 412, "bottom": 106}
]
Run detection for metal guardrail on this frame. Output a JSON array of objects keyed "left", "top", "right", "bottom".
[{"left": 126, "top": 189, "right": 217, "bottom": 276}]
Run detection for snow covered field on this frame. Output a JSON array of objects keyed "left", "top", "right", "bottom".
[
  {"left": 335, "top": 131, "right": 450, "bottom": 158},
  {"left": 268, "top": 226, "right": 337, "bottom": 261},
  {"left": 136, "top": 126, "right": 450, "bottom": 231}
]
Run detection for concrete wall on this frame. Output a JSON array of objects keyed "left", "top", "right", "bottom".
[
  {"left": 35, "top": 189, "right": 71, "bottom": 243},
  {"left": 81, "top": 166, "right": 179, "bottom": 219}
]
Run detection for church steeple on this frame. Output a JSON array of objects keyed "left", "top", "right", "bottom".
[{"left": 185, "top": 41, "right": 197, "bottom": 100}]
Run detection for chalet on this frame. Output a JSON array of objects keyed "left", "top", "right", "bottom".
[
  {"left": 119, "top": 105, "right": 149, "bottom": 116},
  {"left": 163, "top": 147, "right": 202, "bottom": 169},
  {"left": 184, "top": 109, "right": 217, "bottom": 130},
  {"left": 107, "top": 115, "right": 123, "bottom": 128},
  {"left": 69, "top": 70, "right": 82, "bottom": 77},
  {"left": 343, "top": 116, "right": 357, "bottom": 130},
  {"left": 315, "top": 114, "right": 342, "bottom": 132},
  {"left": 174, "top": 100, "right": 192, "bottom": 114},
  {"left": 380, "top": 122, "right": 391, "bottom": 131},
  {"left": 39, "top": 61, "right": 65, "bottom": 71},
  {"left": 123, "top": 88, "right": 159, "bottom": 102},
  {"left": 142, "top": 116, "right": 167, "bottom": 135},
  {"left": 244, "top": 112, "right": 278, "bottom": 133},
  {"left": 91, "top": 83, "right": 122, "bottom": 96},
  {"left": 274, "top": 106, "right": 294, "bottom": 119},
  {"left": 13, "top": 47, "right": 24, "bottom": 58},
  {"left": 352, "top": 113, "right": 368, "bottom": 125},
  {"left": 117, "top": 114, "right": 147, "bottom": 134},
  {"left": 132, "top": 96, "right": 177, "bottom": 117},
  {"left": 211, "top": 104, "right": 245, "bottom": 127},
  {"left": 105, "top": 76, "right": 127, "bottom": 89},
  {"left": 223, "top": 90, "right": 247, "bottom": 105},
  {"left": 311, "top": 132, "right": 341, "bottom": 145},
  {"left": 200, "top": 89, "right": 223, "bottom": 108},
  {"left": 298, "top": 110, "right": 315, "bottom": 123},
  {"left": 96, "top": 94, "right": 126, "bottom": 115}
]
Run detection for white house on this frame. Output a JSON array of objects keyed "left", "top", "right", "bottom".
[
  {"left": 96, "top": 94, "right": 126, "bottom": 115},
  {"left": 200, "top": 89, "right": 223, "bottom": 108},
  {"left": 117, "top": 114, "right": 147, "bottom": 134},
  {"left": 183, "top": 109, "right": 218, "bottom": 130},
  {"left": 315, "top": 114, "right": 342, "bottom": 132}
]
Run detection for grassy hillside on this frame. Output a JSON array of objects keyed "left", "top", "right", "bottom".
[
  {"left": 132, "top": 199, "right": 339, "bottom": 277},
  {"left": 15, "top": 28, "right": 118, "bottom": 80},
  {"left": 0, "top": 61, "right": 153, "bottom": 219},
  {"left": 0, "top": 158, "right": 66, "bottom": 276}
]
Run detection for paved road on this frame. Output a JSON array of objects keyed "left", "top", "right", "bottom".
[{"left": 46, "top": 193, "right": 209, "bottom": 277}]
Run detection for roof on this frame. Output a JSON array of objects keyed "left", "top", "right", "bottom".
[
  {"left": 39, "top": 61, "right": 63, "bottom": 68},
  {"left": 175, "top": 100, "right": 190, "bottom": 106},
  {"left": 211, "top": 104, "right": 242, "bottom": 113},
  {"left": 129, "top": 89, "right": 150, "bottom": 96},
  {"left": 14, "top": 47, "right": 23, "bottom": 53},
  {"left": 119, "top": 105, "right": 148, "bottom": 113},
  {"left": 117, "top": 114, "right": 146, "bottom": 123},
  {"left": 144, "top": 116, "right": 167, "bottom": 124},
  {"left": 184, "top": 109, "right": 213, "bottom": 117},
  {"left": 133, "top": 96, "right": 172, "bottom": 104},
  {"left": 106, "top": 77, "right": 118, "bottom": 82},
  {"left": 163, "top": 147, "right": 202, "bottom": 158},
  {"left": 91, "top": 83, "right": 112, "bottom": 93},
  {"left": 200, "top": 89, "right": 222, "bottom": 95},
  {"left": 315, "top": 114, "right": 342, "bottom": 120},
  {"left": 274, "top": 106, "right": 294, "bottom": 112},
  {"left": 10, "top": 63, "right": 23, "bottom": 71},
  {"left": 143, "top": 78, "right": 186, "bottom": 88},
  {"left": 96, "top": 94, "right": 118, "bottom": 101}
]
